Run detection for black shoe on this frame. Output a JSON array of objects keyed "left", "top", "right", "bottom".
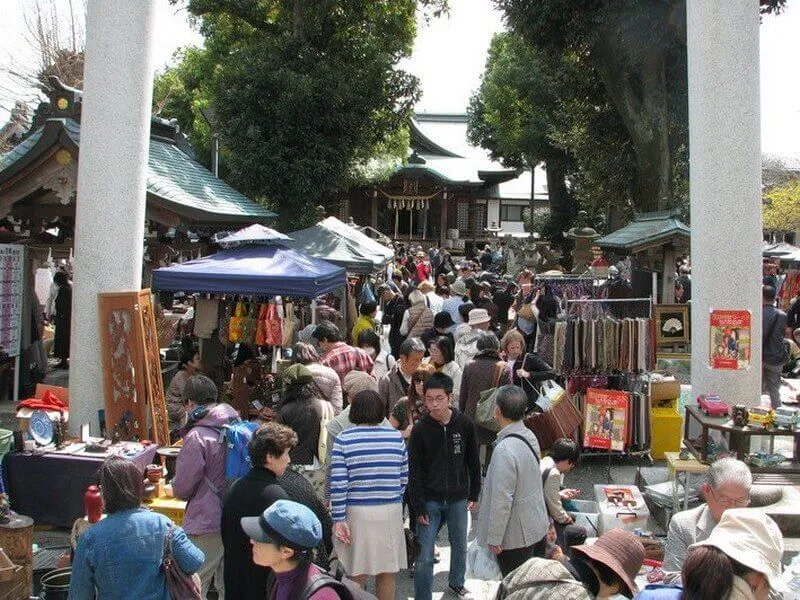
[{"left": 449, "top": 584, "right": 470, "bottom": 597}]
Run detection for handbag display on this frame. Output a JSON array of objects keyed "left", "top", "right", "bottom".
[
  {"left": 163, "top": 526, "right": 202, "bottom": 600},
  {"left": 524, "top": 387, "right": 583, "bottom": 451},
  {"left": 264, "top": 302, "right": 283, "bottom": 346},
  {"left": 255, "top": 303, "right": 270, "bottom": 346},
  {"left": 239, "top": 302, "right": 258, "bottom": 345},
  {"left": 228, "top": 301, "right": 247, "bottom": 343},
  {"left": 476, "top": 362, "right": 505, "bottom": 433}
]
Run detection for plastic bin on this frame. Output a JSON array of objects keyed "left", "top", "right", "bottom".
[{"left": 651, "top": 407, "right": 683, "bottom": 460}]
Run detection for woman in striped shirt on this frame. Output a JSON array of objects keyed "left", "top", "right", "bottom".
[{"left": 330, "top": 389, "right": 408, "bottom": 600}]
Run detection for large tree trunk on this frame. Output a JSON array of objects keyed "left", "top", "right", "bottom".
[
  {"left": 545, "top": 156, "right": 574, "bottom": 230},
  {"left": 591, "top": 20, "right": 672, "bottom": 213}
]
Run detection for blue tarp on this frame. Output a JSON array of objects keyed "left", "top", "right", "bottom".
[{"left": 151, "top": 244, "right": 346, "bottom": 297}]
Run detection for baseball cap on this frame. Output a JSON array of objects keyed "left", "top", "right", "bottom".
[{"left": 241, "top": 500, "right": 322, "bottom": 551}]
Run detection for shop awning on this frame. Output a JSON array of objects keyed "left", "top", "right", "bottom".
[
  {"left": 288, "top": 217, "right": 393, "bottom": 274},
  {"left": 151, "top": 244, "right": 345, "bottom": 297}
]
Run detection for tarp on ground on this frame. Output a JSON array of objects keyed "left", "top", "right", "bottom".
[
  {"left": 288, "top": 217, "right": 394, "bottom": 274},
  {"left": 151, "top": 244, "right": 345, "bottom": 297}
]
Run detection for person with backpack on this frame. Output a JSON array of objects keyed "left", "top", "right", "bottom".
[
  {"left": 476, "top": 385, "right": 549, "bottom": 577},
  {"left": 221, "top": 422, "right": 296, "bottom": 600},
  {"left": 408, "top": 372, "right": 481, "bottom": 600},
  {"left": 241, "top": 500, "right": 359, "bottom": 600},
  {"left": 172, "top": 374, "right": 240, "bottom": 599}
]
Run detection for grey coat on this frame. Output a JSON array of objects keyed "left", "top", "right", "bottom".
[
  {"left": 662, "top": 503, "right": 715, "bottom": 583},
  {"left": 476, "top": 421, "right": 548, "bottom": 550}
]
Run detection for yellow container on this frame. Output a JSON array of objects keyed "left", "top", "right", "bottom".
[
  {"left": 651, "top": 407, "right": 683, "bottom": 460},
  {"left": 147, "top": 497, "right": 187, "bottom": 526}
]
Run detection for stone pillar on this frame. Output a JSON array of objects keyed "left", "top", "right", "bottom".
[
  {"left": 687, "top": 1, "right": 762, "bottom": 405},
  {"left": 69, "top": 0, "right": 157, "bottom": 433}
]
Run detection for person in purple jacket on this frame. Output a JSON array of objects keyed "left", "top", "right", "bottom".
[{"left": 173, "top": 374, "right": 240, "bottom": 600}]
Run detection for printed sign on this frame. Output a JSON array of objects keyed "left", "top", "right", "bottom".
[
  {"left": 709, "top": 309, "right": 751, "bottom": 370},
  {"left": 583, "top": 388, "right": 628, "bottom": 451},
  {"left": 0, "top": 245, "right": 24, "bottom": 357}
]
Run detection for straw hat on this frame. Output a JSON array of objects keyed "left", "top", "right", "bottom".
[
  {"left": 691, "top": 508, "right": 786, "bottom": 594},
  {"left": 467, "top": 308, "right": 491, "bottom": 326},
  {"left": 571, "top": 529, "right": 645, "bottom": 596},
  {"left": 451, "top": 280, "right": 467, "bottom": 296}
]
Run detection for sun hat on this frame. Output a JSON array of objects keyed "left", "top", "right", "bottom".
[
  {"left": 282, "top": 363, "right": 314, "bottom": 388},
  {"left": 434, "top": 311, "right": 455, "bottom": 329},
  {"left": 571, "top": 528, "right": 644, "bottom": 596},
  {"left": 451, "top": 280, "right": 467, "bottom": 296},
  {"left": 343, "top": 370, "right": 378, "bottom": 397},
  {"left": 241, "top": 499, "right": 322, "bottom": 551},
  {"left": 690, "top": 508, "right": 786, "bottom": 593},
  {"left": 467, "top": 308, "right": 491, "bottom": 326}
]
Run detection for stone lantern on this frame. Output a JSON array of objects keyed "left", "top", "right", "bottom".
[{"left": 564, "top": 211, "right": 600, "bottom": 273}]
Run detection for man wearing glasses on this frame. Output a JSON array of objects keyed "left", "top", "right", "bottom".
[
  {"left": 662, "top": 457, "right": 752, "bottom": 583},
  {"left": 408, "top": 373, "right": 481, "bottom": 599}
]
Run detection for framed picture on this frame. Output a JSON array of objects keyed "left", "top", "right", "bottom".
[
  {"left": 655, "top": 352, "right": 691, "bottom": 385},
  {"left": 653, "top": 304, "right": 690, "bottom": 345}
]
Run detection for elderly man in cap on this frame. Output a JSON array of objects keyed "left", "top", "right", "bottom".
[
  {"left": 454, "top": 308, "right": 492, "bottom": 368},
  {"left": 662, "top": 457, "right": 752, "bottom": 584}
]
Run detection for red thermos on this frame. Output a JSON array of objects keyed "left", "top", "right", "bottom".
[{"left": 84, "top": 485, "right": 103, "bottom": 523}]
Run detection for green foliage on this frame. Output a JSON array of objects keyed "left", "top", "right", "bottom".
[
  {"left": 763, "top": 180, "right": 800, "bottom": 233},
  {"left": 161, "top": 0, "right": 446, "bottom": 229}
]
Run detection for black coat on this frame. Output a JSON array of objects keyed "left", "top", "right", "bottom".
[
  {"left": 53, "top": 284, "right": 71, "bottom": 359},
  {"left": 383, "top": 295, "right": 407, "bottom": 357},
  {"left": 221, "top": 468, "right": 289, "bottom": 600},
  {"left": 510, "top": 353, "right": 556, "bottom": 410}
]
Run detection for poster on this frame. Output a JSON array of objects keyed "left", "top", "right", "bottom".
[
  {"left": 709, "top": 309, "right": 751, "bottom": 370},
  {"left": 0, "top": 245, "right": 24, "bottom": 358},
  {"left": 583, "top": 388, "right": 628, "bottom": 451}
]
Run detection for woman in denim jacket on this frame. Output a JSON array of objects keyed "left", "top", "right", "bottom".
[{"left": 68, "top": 456, "right": 204, "bottom": 599}]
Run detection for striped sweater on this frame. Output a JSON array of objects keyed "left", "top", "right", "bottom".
[{"left": 330, "top": 425, "right": 408, "bottom": 522}]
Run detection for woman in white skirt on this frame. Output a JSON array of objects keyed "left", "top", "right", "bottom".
[{"left": 330, "top": 389, "right": 408, "bottom": 600}]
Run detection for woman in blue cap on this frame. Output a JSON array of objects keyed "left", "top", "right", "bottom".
[{"left": 241, "top": 500, "right": 343, "bottom": 600}]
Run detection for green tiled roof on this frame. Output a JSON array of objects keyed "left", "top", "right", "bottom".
[
  {"left": 0, "top": 129, "right": 43, "bottom": 171},
  {"left": 0, "top": 118, "right": 276, "bottom": 223},
  {"left": 596, "top": 211, "right": 690, "bottom": 251}
]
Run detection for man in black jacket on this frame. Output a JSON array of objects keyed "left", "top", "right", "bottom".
[
  {"left": 379, "top": 284, "right": 407, "bottom": 358},
  {"left": 408, "top": 373, "right": 481, "bottom": 600},
  {"left": 221, "top": 422, "right": 295, "bottom": 600},
  {"left": 763, "top": 285, "right": 789, "bottom": 408}
]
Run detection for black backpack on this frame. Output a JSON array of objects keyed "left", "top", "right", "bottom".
[{"left": 300, "top": 565, "right": 377, "bottom": 600}]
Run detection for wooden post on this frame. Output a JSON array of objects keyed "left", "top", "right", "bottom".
[
  {"left": 370, "top": 190, "right": 378, "bottom": 230},
  {"left": 0, "top": 514, "right": 33, "bottom": 598},
  {"left": 662, "top": 244, "right": 676, "bottom": 305},
  {"left": 440, "top": 191, "right": 448, "bottom": 247},
  {"left": 394, "top": 208, "right": 399, "bottom": 240},
  {"left": 409, "top": 209, "right": 413, "bottom": 242}
]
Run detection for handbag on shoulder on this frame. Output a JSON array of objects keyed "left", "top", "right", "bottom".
[{"left": 163, "top": 526, "right": 202, "bottom": 600}]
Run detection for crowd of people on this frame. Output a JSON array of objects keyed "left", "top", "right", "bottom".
[{"left": 65, "top": 244, "right": 793, "bottom": 600}]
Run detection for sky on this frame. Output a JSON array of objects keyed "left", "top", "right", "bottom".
[{"left": 0, "top": 0, "right": 799, "bottom": 159}]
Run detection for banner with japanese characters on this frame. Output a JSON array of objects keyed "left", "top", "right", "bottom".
[{"left": 0, "top": 245, "right": 24, "bottom": 357}]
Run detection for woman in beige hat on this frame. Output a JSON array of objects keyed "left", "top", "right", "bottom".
[{"left": 636, "top": 508, "right": 786, "bottom": 600}]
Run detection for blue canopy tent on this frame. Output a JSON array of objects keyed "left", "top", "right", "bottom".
[{"left": 151, "top": 244, "right": 346, "bottom": 297}]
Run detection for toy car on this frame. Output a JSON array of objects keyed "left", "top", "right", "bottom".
[
  {"left": 748, "top": 406, "right": 774, "bottom": 429},
  {"left": 773, "top": 406, "right": 800, "bottom": 431},
  {"left": 697, "top": 394, "right": 730, "bottom": 418}
]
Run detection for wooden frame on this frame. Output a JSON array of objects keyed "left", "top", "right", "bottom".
[
  {"left": 98, "top": 290, "right": 169, "bottom": 445},
  {"left": 653, "top": 304, "right": 690, "bottom": 345}
]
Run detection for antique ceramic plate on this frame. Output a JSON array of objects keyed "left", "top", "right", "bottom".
[
  {"left": 156, "top": 446, "right": 181, "bottom": 458},
  {"left": 29, "top": 410, "right": 54, "bottom": 446}
]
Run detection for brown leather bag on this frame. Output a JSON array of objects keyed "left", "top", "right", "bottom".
[{"left": 163, "top": 526, "right": 202, "bottom": 599}]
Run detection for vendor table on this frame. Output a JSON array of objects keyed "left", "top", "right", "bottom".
[
  {"left": 664, "top": 451, "right": 709, "bottom": 512},
  {"left": 2, "top": 445, "right": 157, "bottom": 527}
]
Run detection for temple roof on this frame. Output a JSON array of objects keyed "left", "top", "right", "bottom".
[
  {"left": 596, "top": 211, "right": 690, "bottom": 253},
  {"left": 405, "top": 113, "right": 548, "bottom": 201},
  {"left": 0, "top": 81, "right": 275, "bottom": 227}
]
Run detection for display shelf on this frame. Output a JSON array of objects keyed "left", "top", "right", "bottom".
[{"left": 683, "top": 405, "right": 800, "bottom": 478}]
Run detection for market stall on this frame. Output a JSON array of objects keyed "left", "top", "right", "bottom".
[
  {"left": 152, "top": 230, "right": 347, "bottom": 416},
  {"left": 287, "top": 216, "right": 393, "bottom": 274}
]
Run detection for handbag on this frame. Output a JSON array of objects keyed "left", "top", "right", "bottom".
[
  {"left": 524, "top": 387, "right": 582, "bottom": 451},
  {"left": 239, "top": 302, "right": 258, "bottom": 345},
  {"left": 535, "top": 380, "right": 567, "bottom": 412},
  {"left": 404, "top": 527, "right": 420, "bottom": 568},
  {"left": 476, "top": 361, "right": 505, "bottom": 432},
  {"left": 228, "top": 301, "right": 246, "bottom": 343},
  {"left": 255, "top": 303, "right": 269, "bottom": 346},
  {"left": 162, "top": 526, "right": 202, "bottom": 600},
  {"left": 264, "top": 302, "right": 283, "bottom": 346},
  {"left": 516, "top": 302, "right": 534, "bottom": 321}
]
